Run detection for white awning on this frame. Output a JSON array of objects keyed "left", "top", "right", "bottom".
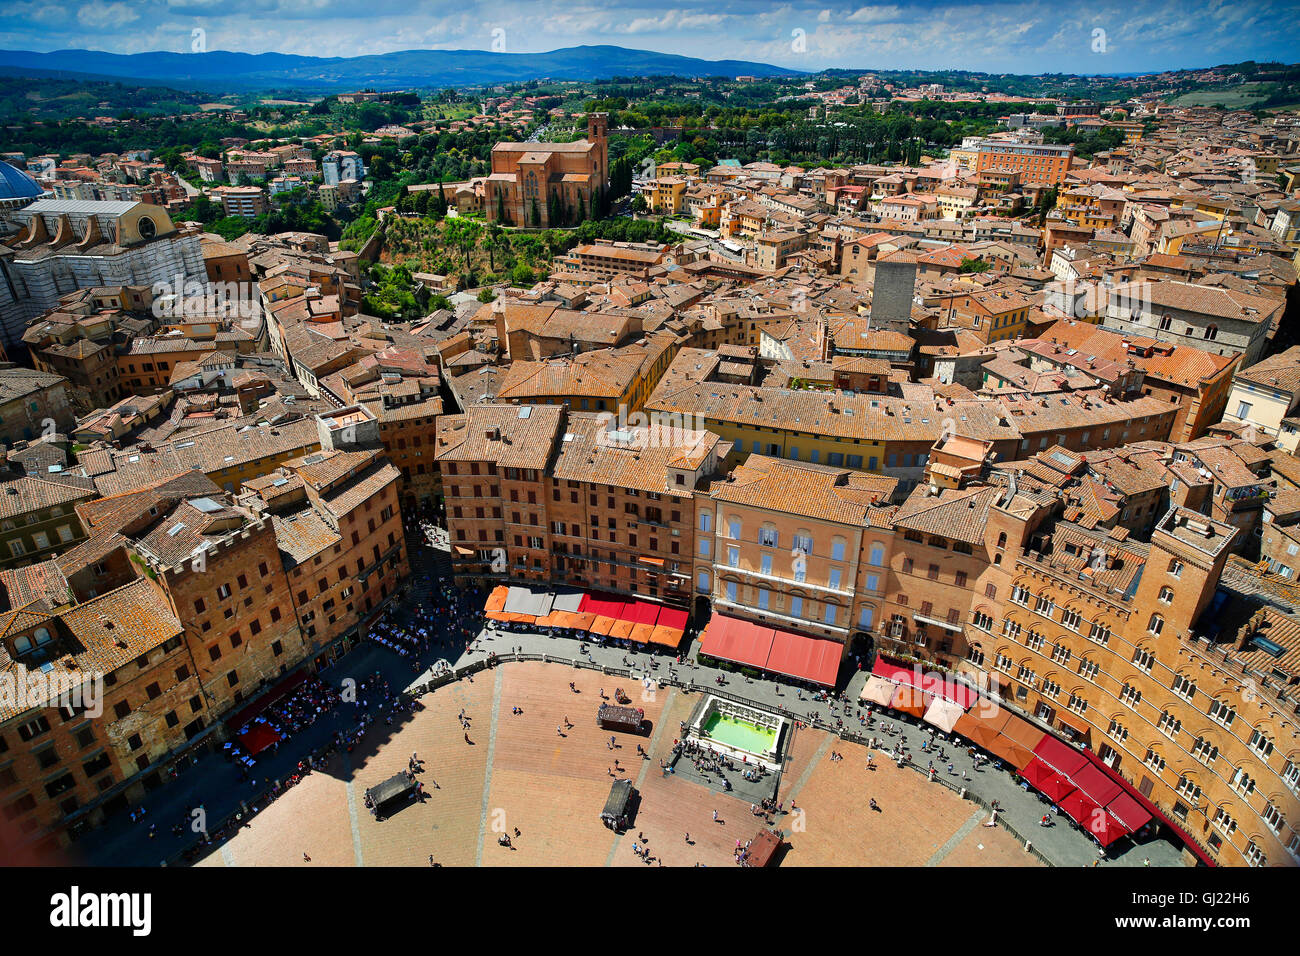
[{"left": 923, "top": 697, "right": 965, "bottom": 733}]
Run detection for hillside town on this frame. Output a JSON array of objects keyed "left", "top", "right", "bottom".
[{"left": 0, "top": 73, "right": 1299, "bottom": 874}]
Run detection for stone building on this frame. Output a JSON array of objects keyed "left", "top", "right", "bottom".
[
  {"left": 0, "top": 200, "right": 205, "bottom": 353},
  {"left": 485, "top": 114, "right": 608, "bottom": 227}
]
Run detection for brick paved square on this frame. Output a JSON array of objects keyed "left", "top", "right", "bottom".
[{"left": 194, "top": 663, "right": 1044, "bottom": 867}]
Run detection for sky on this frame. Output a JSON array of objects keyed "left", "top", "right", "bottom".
[{"left": 1, "top": 0, "right": 1298, "bottom": 74}]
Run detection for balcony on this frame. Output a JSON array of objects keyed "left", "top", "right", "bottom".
[
  {"left": 714, "top": 562, "right": 852, "bottom": 597},
  {"left": 1224, "top": 487, "right": 1269, "bottom": 512},
  {"left": 712, "top": 594, "right": 849, "bottom": 634},
  {"left": 911, "top": 611, "right": 964, "bottom": 633}
]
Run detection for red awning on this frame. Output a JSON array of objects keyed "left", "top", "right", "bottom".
[
  {"left": 699, "top": 615, "right": 775, "bottom": 671},
  {"left": 1069, "top": 762, "right": 1124, "bottom": 807},
  {"left": 917, "top": 672, "right": 979, "bottom": 710},
  {"left": 870, "top": 656, "right": 977, "bottom": 709},
  {"left": 764, "top": 630, "right": 841, "bottom": 687},
  {"left": 657, "top": 607, "right": 688, "bottom": 631},
  {"left": 871, "top": 657, "right": 921, "bottom": 685},
  {"left": 1061, "top": 789, "right": 1103, "bottom": 829},
  {"left": 1090, "top": 809, "right": 1131, "bottom": 847},
  {"left": 1104, "top": 792, "right": 1153, "bottom": 834},
  {"left": 238, "top": 723, "right": 281, "bottom": 756},
  {"left": 1033, "top": 734, "right": 1090, "bottom": 778},
  {"left": 579, "top": 595, "right": 626, "bottom": 620},
  {"left": 627, "top": 601, "right": 662, "bottom": 626},
  {"left": 225, "top": 670, "right": 308, "bottom": 731},
  {"left": 1021, "top": 757, "right": 1077, "bottom": 803}
]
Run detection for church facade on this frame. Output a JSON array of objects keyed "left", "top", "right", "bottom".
[{"left": 486, "top": 113, "right": 608, "bottom": 227}]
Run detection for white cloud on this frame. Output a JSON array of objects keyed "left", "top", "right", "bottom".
[
  {"left": 845, "top": 4, "right": 902, "bottom": 24},
  {"left": 76, "top": 1, "right": 141, "bottom": 30},
  {"left": 0, "top": 0, "right": 1294, "bottom": 74}
]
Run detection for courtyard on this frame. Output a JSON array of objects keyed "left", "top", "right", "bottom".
[{"left": 193, "top": 661, "right": 1037, "bottom": 868}]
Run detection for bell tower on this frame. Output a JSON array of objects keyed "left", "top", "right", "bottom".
[{"left": 588, "top": 112, "right": 609, "bottom": 189}]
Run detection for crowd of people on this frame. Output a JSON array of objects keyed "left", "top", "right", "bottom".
[
  {"left": 668, "top": 735, "right": 773, "bottom": 792},
  {"left": 223, "top": 675, "right": 343, "bottom": 772}
]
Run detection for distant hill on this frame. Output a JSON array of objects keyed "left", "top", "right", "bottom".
[{"left": 0, "top": 45, "right": 801, "bottom": 92}]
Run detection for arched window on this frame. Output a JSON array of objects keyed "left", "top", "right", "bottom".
[
  {"left": 758, "top": 523, "right": 779, "bottom": 548},
  {"left": 34, "top": 627, "right": 51, "bottom": 646},
  {"left": 1204, "top": 324, "right": 1218, "bottom": 341},
  {"left": 792, "top": 530, "right": 814, "bottom": 555},
  {"left": 1158, "top": 586, "right": 1174, "bottom": 604},
  {"left": 14, "top": 635, "right": 32, "bottom": 654},
  {"left": 996, "top": 532, "right": 1007, "bottom": 549},
  {"left": 1148, "top": 613, "right": 1164, "bottom": 636}
]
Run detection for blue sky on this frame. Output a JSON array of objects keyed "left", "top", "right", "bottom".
[{"left": 1, "top": 0, "right": 1297, "bottom": 73}]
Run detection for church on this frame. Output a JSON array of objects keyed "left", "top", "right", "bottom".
[{"left": 486, "top": 113, "right": 608, "bottom": 227}]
